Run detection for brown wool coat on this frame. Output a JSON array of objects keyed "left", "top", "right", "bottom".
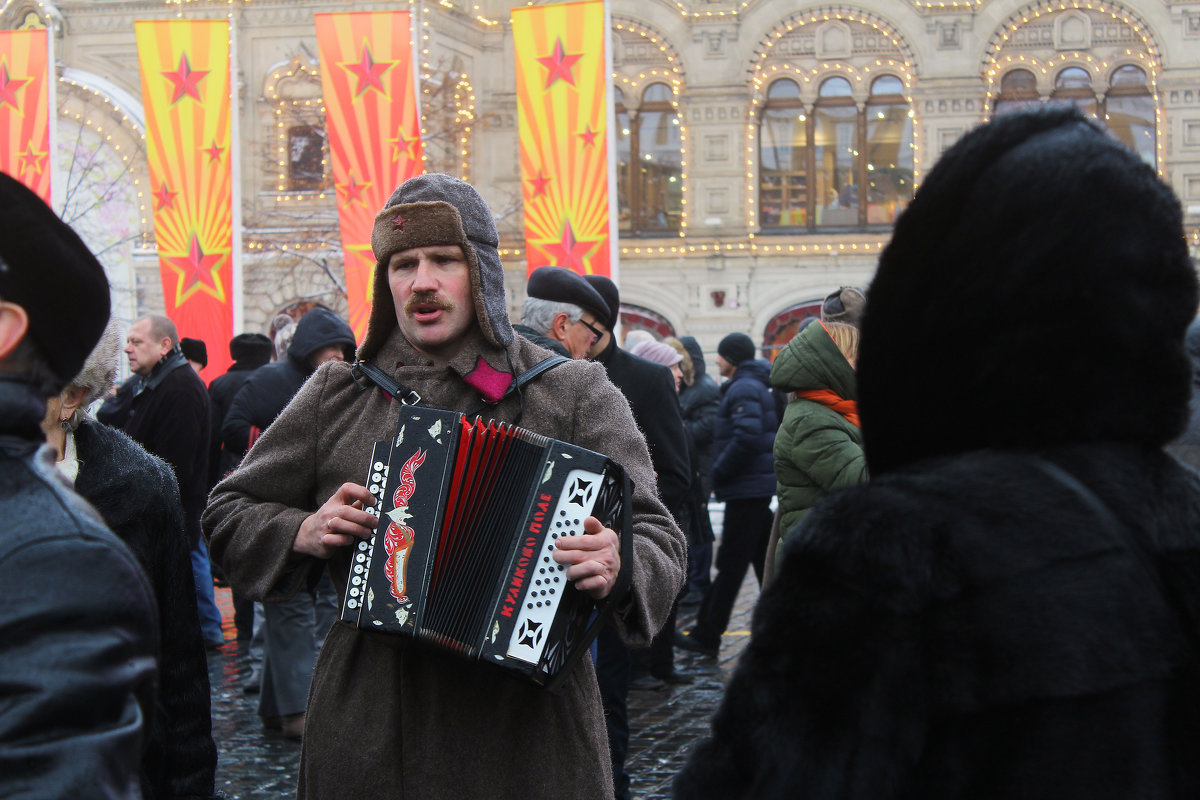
[{"left": 203, "top": 326, "right": 686, "bottom": 800}]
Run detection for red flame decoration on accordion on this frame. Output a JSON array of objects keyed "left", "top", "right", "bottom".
[{"left": 384, "top": 447, "right": 426, "bottom": 604}]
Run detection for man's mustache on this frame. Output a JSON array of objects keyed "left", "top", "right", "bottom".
[{"left": 405, "top": 292, "right": 455, "bottom": 315}]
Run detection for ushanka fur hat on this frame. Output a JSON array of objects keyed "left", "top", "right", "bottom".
[
  {"left": 859, "top": 105, "right": 1198, "bottom": 475},
  {"left": 361, "top": 173, "right": 513, "bottom": 361}
]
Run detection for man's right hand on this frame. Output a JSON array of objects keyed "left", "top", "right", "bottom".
[{"left": 294, "top": 482, "right": 378, "bottom": 559}]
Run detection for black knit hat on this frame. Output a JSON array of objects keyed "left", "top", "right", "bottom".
[
  {"left": 180, "top": 337, "right": 207, "bottom": 368},
  {"left": 717, "top": 332, "right": 756, "bottom": 366},
  {"left": 0, "top": 172, "right": 110, "bottom": 383},
  {"left": 527, "top": 266, "right": 609, "bottom": 321}
]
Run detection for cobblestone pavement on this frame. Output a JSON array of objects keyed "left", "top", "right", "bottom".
[{"left": 206, "top": 506, "right": 761, "bottom": 799}]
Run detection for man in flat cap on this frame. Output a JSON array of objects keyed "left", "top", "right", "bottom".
[
  {"left": 205, "top": 173, "right": 684, "bottom": 799},
  {"left": 0, "top": 172, "right": 157, "bottom": 797},
  {"left": 516, "top": 265, "right": 610, "bottom": 359}
]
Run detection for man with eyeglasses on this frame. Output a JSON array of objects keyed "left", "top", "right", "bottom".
[{"left": 516, "top": 265, "right": 609, "bottom": 359}]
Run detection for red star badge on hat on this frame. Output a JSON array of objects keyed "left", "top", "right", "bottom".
[
  {"left": 392, "top": 215, "right": 408, "bottom": 231},
  {"left": 343, "top": 43, "right": 394, "bottom": 99},
  {"left": 536, "top": 39, "right": 583, "bottom": 89},
  {"left": 164, "top": 233, "right": 227, "bottom": 305},
  {"left": 162, "top": 53, "right": 208, "bottom": 104}
]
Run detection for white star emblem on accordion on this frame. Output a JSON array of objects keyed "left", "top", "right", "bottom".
[{"left": 387, "top": 505, "right": 414, "bottom": 527}]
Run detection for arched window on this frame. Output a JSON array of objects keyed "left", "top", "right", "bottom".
[
  {"left": 994, "top": 64, "right": 1155, "bottom": 166},
  {"left": 614, "top": 82, "right": 682, "bottom": 234},
  {"left": 1051, "top": 66, "right": 1097, "bottom": 117},
  {"left": 993, "top": 69, "right": 1039, "bottom": 116},
  {"left": 1105, "top": 65, "right": 1154, "bottom": 165},
  {"left": 759, "top": 74, "right": 911, "bottom": 232}
]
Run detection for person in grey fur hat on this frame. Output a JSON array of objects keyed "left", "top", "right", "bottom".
[{"left": 205, "top": 173, "right": 685, "bottom": 800}]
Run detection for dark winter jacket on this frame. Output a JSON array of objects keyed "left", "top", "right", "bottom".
[
  {"left": 0, "top": 378, "right": 159, "bottom": 799},
  {"left": 221, "top": 308, "right": 355, "bottom": 455},
  {"left": 592, "top": 336, "right": 691, "bottom": 514},
  {"left": 513, "top": 322, "right": 569, "bottom": 358},
  {"left": 769, "top": 321, "right": 866, "bottom": 538},
  {"left": 119, "top": 349, "right": 211, "bottom": 547},
  {"left": 677, "top": 107, "right": 1200, "bottom": 800},
  {"left": 1166, "top": 318, "right": 1200, "bottom": 471},
  {"left": 678, "top": 336, "right": 719, "bottom": 498},
  {"left": 73, "top": 418, "right": 218, "bottom": 800},
  {"left": 207, "top": 336, "right": 272, "bottom": 487},
  {"left": 710, "top": 359, "right": 777, "bottom": 501}
]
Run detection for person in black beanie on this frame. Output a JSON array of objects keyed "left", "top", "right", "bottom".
[
  {"left": 181, "top": 336, "right": 208, "bottom": 375},
  {"left": 678, "top": 105, "right": 1200, "bottom": 799},
  {"left": 677, "top": 331, "right": 777, "bottom": 659},
  {"left": 582, "top": 273, "right": 692, "bottom": 799},
  {"left": 0, "top": 171, "right": 158, "bottom": 797}
]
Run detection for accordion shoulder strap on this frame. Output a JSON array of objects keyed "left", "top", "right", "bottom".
[{"left": 351, "top": 361, "right": 423, "bottom": 406}]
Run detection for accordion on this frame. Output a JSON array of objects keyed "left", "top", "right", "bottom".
[{"left": 340, "top": 405, "right": 631, "bottom": 689}]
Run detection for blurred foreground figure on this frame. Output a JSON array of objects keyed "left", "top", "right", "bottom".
[{"left": 676, "top": 106, "right": 1200, "bottom": 799}]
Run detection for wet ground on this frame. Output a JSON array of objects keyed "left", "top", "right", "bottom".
[{"left": 206, "top": 506, "right": 760, "bottom": 799}]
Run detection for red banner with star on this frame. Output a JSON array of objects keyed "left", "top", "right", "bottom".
[
  {"left": 512, "top": 0, "right": 613, "bottom": 278},
  {"left": 315, "top": 11, "right": 422, "bottom": 341},
  {"left": 136, "top": 20, "right": 234, "bottom": 377},
  {"left": 0, "top": 29, "right": 51, "bottom": 204}
]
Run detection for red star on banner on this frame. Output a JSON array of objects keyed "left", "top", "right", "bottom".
[
  {"left": 343, "top": 44, "right": 394, "bottom": 99},
  {"left": 0, "top": 61, "right": 31, "bottom": 111},
  {"left": 164, "top": 233, "right": 227, "bottom": 305},
  {"left": 389, "top": 128, "right": 419, "bottom": 162},
  {"left": 337, "top": 173, "right": 372, "bottom": 207},
  {"left": 153, "top": 183, "right": 177, "bottom": 211},
  {"left": 162, "top": 53, "right": 208, "bottom": 104},
  {"left": 203, "top": 140, "right": 225, "bottom": 163},
  {"left": 536, "top": 38, "right": 583, "bottom": 89},
  {"left": 540, "top": 221, "right": 600, "bottom": 273},
  {"left": 528, "top": 170, "right": 552, "bottom": 198},
  {"left": 578, "top": 124, "right": 600, "bottom": 148},
  {"left": 18, "top": 142, "right": 46, "bottom": 176}
]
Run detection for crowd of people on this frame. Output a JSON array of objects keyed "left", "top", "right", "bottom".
[{"left": 4, "top": 105, "right": 1200, "bottom": 800}]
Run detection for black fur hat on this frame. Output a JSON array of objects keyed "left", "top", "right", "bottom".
[{"left": 859, "top": 106, "right": 1197, "bottom": 474}]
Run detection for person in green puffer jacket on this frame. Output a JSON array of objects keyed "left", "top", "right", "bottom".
[{"left": 768, "top": 318, "right": 867, "bottom": 568}]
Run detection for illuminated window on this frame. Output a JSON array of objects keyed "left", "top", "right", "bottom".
[
  {"left": 759, "top": 74, "right": 912, "bottom": 232},
  {"left": 287, "top": 126, "right": 327, "bottom": 192},
  {"left": 993, "top": 64, "right": 1155, "bottom": 166},
  {"left": 615, "top": 83, "right": 682, "bottom": 235}
]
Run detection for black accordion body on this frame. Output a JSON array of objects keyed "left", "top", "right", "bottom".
[{"left": 341, "top": 405, "right": 631, "bottom": 689}]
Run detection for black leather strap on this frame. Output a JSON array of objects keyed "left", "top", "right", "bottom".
[{"left": 350, "top": 361, "right": 422, "bottom": 406}]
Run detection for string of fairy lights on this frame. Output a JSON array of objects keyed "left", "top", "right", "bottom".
[{"left": 14, "top": 0, "right": 1200, "bottom": 263}]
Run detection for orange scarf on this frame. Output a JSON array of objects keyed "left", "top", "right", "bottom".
[{"left": 795, "top": 389, "right": 860, "bottom": 428}]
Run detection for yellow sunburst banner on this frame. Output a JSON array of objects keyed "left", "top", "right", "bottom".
[
  {"left": 316, "top": 11, "right": 423, "bottom": 341},
  {"left": 0, "top": 29, "right": 51, "bottom": 204},
  {"left": 512, "top": 0, "right": 614, "bottom": 278},
  {"left": 136, "top": 19, "right": 234, "bottom": 376}
]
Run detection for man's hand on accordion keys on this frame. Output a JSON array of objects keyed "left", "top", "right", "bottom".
[
  {"left": 295, "top": 482, "right": 379, "bottom": 559},
  {"left": 552, "top": 515, "right": 621, "bottom": 600}
]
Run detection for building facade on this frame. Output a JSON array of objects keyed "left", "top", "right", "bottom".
[{"left": 7, "top": 0, "right": 1200, "bottom": 364}]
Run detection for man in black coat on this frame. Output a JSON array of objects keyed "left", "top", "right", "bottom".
[
  {"left": 207, "top": 331, "right": 273, "bottom": 488},
  {"left": 221, "top": 306, "right": 355, "bottom": 740},
  {"left": 677, "top": 106, "right": 1200, "bottom": 799},
  {"left": 0, "top": 171, "right": 158, "bottom": 797},
  {"left": 583, "top": 273, "right": 691, "bottom": 800},
  {"left": 120, "top": 313, "right": 221, "bottom": 647}
]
